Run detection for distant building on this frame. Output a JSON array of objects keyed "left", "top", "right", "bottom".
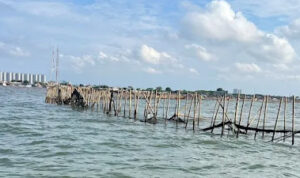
[
  {"left": 6, "top": 72, "right": 12, "bottom": 82},
  {"left": 41, "top": 75, "right": 47, "bottom": 83},
  {"left": 0, "top": 71, "right": 47, "bottom": 83},
  {"left": 233, "top": 89, "right": 242, "bottom": 94},
  {"left": 2, "top": 72, "right": 7, "bottom": 81},
  {"left": 21, "top": 73, "right": 25, "bottom": 81},
  {"left": 12, "top": 73, "right": 16, "bottom": 81}
]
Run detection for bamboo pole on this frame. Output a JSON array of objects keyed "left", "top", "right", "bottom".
[
  {"left": 184, "top": 93, "right": 189, "bottom": 122},
  {"left": 197, "top": 94, "right": 202, "bottom": 127},
  {"left": 165, "top": 91, "right": 171, "bottom": 121},
  {"left": 129, "top": 90, "right": 132, "bottom": 118},
  {"left": 123, "top": 91, "right": 127, "bottom": 117},
  {"left": 262, "top": 95, "right": 269, "bottom": 138},
  {"left": 284, "top": 97, "right": 287, "bottom": 142},
  {"left": 210, "top": 99, "right": 219, "bottom": 127},
  {"left": 292, "top": 96, "right": 295, "bottom": 145},
  {"left": 154, "top": 90, "right": 158, "bottom": 118},
  {"left": 221, "top": 94, "right": 226, "bottom": 137},
  {"left": 272, "top": 98, "right": 283, "bottom": 142},
  {"left": 193, "top": 93, "right": 197, "bottom": 131},
  {"left": 234, "top": 93, "right": 240, "bottom": 125},
  {"left": 211, "top": 98, "right": 222, "bottom": 133},
  {"left": 254, "top": 97, "right": 265, "bottom": 140},
  {"left": 237, "top": 95, "right": 245, "bottom": 138},
  {"left": 185, "top": 95, "right": 194, "bottom": 129},
  {"left": 162, "top": 93, "right": 166, "bottom": 119},
  {"left": 246, "top": 95, "right": 255, "bottom": 133}
]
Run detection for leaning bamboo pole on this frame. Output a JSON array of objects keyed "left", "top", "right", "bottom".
[{"left": 272, "top": 98, "right": 283, "bottom": 142}]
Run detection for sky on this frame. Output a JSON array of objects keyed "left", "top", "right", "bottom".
[{"left": 1, "top": 0, "right": 300, "bottom": 95}]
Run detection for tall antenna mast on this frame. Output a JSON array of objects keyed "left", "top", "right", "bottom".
[
  {"left": 56, "top": 48, "right": 59, "bottom": 84},
  {"left": 51, "top": 49, "right": 55, "bottom": 81}
]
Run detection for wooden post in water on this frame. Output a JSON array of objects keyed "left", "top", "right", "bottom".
[
  {"left": 129, "top": 90, "right": 132, "bottom": 118},
  {"left": 162, "top": 93, "right": 166, "bottom": 119},
  {"left": 124, "top": 91, "right": 127, "bottom": 117},
  {"left": 211, "top": 98, "right": 222, "bottom": 133},
  {"left": 262, "top": 95, "right": 269, "bottom": 138},
  {"left": 272, "top": 97, "right": 282, "bottom": 142},
  {"left": 210, "top": 99, "right": 219, "bottom": 127},
  {"left": 292, "top": 96, "right": 295, "bottom": 145},
  {"left": 197, "top": 94, "right": 202, "bottom": 127},
  {"left": 234, "top": 93, "right": 240, "bottom": 125},
  {"left": 185, "top": 95, "right": 194, "bottom": 129},
  {"left": 165, "top": 91, "right": 171, "bottom": 121},
  {"left": 284, "top": 97, "right": 287, "bottom": 142},
  {"left": 246, "top": 95, "right": 255, "bottom": 133},
  {"left": 184, "top": 93, "right": 189, "bottom": 122},
  {"left": 237, "top": 95, "right": 245, "bottom": 138},
  {"left": 193, "top": 93, "right": 197, "bottom": 131},
  {"left": 221, "top": 94, "right": 226, "bottom": 137},
  {"left": 254, "top": 97, "right": 265, "bottom": 140}
]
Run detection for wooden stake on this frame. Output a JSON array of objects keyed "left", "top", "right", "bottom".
[
  {"left": 272, "top": 97, "right": 283, "bottom": 142},
  {"left": 165, "top": 91, "right": 171, "bottom": 121},
  {"left": 246, "top": 95, "right": 255, "bottom": 133},
  {"left": 284, "top": 97, "right": 287, "bottom": 142},
  {"left": 129, "top": 90, "right": 132, "bottom": 118},
  {"left": 211, "top": 98, "right": 222, "bottom": 133},
  {"left": 193, "top": 93, "right": 198, "bottom": 131},
  {"left": 197, "top": 94, "right": 202, "bottom": 127},
  {"left": 292, "top": 96, "right": 295, "bottom": 145},
  {"left": 262, "top": 95, "right": 268, "bottom": 138},
  {"left": 237, "top": 95, "right": 245, "bottom": 138},
  {"left": 254, "top": 97, "right": 265, "bottom": 140},
  {"left": 221, "top": 94, "right": 226, "bottom": 137},
  {"left": 184, "top": 93, "right": 189, "bottom": 122},
  {"left": 234, "top": 93, "right": 240, "bottom": 125}
]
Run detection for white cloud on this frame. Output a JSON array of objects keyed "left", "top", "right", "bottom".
[
  {"left": 276, "top": 19, "right": 300, "bottom": 39},
  {"left": 181, "top": 0, "right": 296, "bottom": 64},
  {"left": 68, "top": 55, "right": 95, "bottom": 72},
  {"left": 144, "top": 67, "right": 161, "bottom": 74},
  {"left": 234, "top": 62, "right": 261, "bottom": 73},
  {"left": 9, "top": 47, "right": 30, "bottom": 57},
  {"left": 189, "top": 68, "right": 199, "bottom": 75},
  {"left": 272, "top": 63, "right": 289, "bottom": 71},
  {"left": 0, "top": 41, "right": 30, "bottom": 57},
  {"left": 139, "top": 44, "right": 170, "bottom": 64},
  {"left": 185, "top": 44, "right": 214, "bottom": 61}
]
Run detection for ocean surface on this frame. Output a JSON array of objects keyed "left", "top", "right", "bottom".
[{"left": 1, "top": 86, "right": 300, "bottom": 177}]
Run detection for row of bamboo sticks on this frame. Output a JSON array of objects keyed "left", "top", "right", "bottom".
[{"left": 46, "top": 86, "right": 298, "bottom": 145}]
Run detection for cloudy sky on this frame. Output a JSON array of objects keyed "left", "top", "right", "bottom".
[{"left": 1, "top": 0, "right": 300, "bottom": 95}]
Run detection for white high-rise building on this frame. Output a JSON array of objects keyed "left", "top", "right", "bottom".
[
  {"left": 41, "top": 75, "right": 47, "bottom": 83},
  {"left": 12, "top": 73, "right": 16, "bottom": 81},
  {"left": 37, "top": 74, "right": 41, "bottom": 83},
  {"left": 3, "top": 72, "right": 7, "bottom": 81},
  {"left": 6, "top": 72, "right": 12, "bottom": 82},
  {"left": 29, "top": 74, "right": 33, "bottom": 84},
  {"left": 21, "top": 73, "right": 25, "bottom": 82},
  {"left": 0, "top": 72, "right": 2, "bottom": 81},
  {"left": 16, "top": 73, "right": 21, "bottom": 81}
]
